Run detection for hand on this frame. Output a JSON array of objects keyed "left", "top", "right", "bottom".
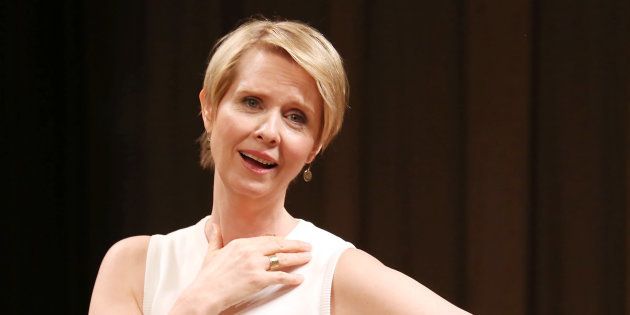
[{"left": 169, "top": 223, "right": 312, "bottom": 314}]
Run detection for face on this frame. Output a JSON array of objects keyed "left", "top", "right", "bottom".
[{"left": 201, "top": 47, "right": 322, "bottom": 199}]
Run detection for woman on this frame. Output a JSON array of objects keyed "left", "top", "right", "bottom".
[{"left": 89, "top": 19, "right": 470, "bottom": 314}]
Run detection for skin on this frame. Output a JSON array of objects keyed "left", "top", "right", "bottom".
[{"left": 89, "top": 47, "right": 470, "bottom": 314}]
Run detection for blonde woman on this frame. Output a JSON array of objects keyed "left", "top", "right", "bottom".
[{"left": 89, "top": 19, "right": 469, "bottom": 315}]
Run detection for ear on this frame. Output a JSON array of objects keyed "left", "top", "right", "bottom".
[
  {"left": 199, "top": 89, "right": 213, "bottom": 132},
  {"left": 306, "top": 144, "right": 322, "bottom": 164}
]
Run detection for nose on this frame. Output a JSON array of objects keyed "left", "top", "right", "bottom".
[{"left": 254, "top": 111, "right": 281, "bottom": 145}]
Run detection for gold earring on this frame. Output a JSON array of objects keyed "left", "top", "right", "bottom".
[
  {"left": 303, "top": 164, "right": 312, "bottom": 182},
  {"left": 206, "top": 136, "right": 211, "bottom": 150}
]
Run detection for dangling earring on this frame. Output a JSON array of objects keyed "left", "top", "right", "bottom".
[
  {"left": 303, "top": 164, "right": 312, "bottom": 182},
  {"left": 206, "top": 135, "right": 211, "bottom": 150}
]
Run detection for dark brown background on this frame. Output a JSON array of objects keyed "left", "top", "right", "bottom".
[{"left": 3, "top": 0, "right": 628, "bottom": 314}]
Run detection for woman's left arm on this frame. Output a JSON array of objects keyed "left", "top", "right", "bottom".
[{"left": 331, "top": 248, "right": 471, "bottom": 315}]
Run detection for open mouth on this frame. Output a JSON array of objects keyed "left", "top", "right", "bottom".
[{"left": 239, "top": 152, "right": 278, "bottom": 169}]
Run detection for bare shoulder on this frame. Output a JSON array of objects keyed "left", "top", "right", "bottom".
[
  {"left": 332, "top": 248, "right": 470, "bottom": 315},
  {"left": 89, "top": 235, "right": 151, "bottom": 315}
]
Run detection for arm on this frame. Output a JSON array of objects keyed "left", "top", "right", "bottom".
[
  {"left": 331, "top": 249, "right": 470, "bottom": 315},
  {"left": 89, "top": 236, "right": 150, "bottom": 315}
]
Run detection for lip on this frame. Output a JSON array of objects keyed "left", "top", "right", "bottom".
[
  {"left": 239, "top": 149, "right": 278, "bottom": 174},
  {"left": 239, "top": 149, "right": 278, "bottom": 164}
]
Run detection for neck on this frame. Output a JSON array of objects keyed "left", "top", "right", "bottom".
[{"left": 208, "top": 174, "right": 296, "bottom": 244}]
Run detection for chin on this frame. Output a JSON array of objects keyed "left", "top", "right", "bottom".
[
  {"left": 216, "top": 163, "right": 295, "bottom": 200},
  {"left": 228, "top": 178, "right": 283, "bottom": 199}
]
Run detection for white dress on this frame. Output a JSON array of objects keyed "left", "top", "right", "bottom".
[{"left": 143, "top": 216, "right": 355, "bottom": 315}]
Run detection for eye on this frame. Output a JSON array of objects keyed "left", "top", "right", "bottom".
[
  {"left": 242, "top": 96, "right": 261, "bottom": 109},
  {"left": 286, "top": 111, "right": 307, "bottom": 124}
]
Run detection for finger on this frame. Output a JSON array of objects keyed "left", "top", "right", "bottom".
[
  {"left": 266, "top": 271, "right": 304, "bottom": 286},
  {"left": 207, "top": 223, "right": 223, "bottom": 252},
  {"left": 270, "top": 252, "right": 311, "bottom": 270},
  {"left": 256, "top": 237, "right": 311, "bottom": 255}
]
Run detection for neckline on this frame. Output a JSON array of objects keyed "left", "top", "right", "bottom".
[{"left": 198, "top": 216, "right": 304, "bottom": 245}]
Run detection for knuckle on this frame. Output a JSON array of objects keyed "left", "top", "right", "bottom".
[
  {"left": 232, "top": 238, "right": 246, "bottom": 248},
  {"left": 235, "top": 243, "right": 253, "bottom": 256},
  {"left": 276, "top": 253, "right": 287, "bottom": 265},
  {"left": 249, "top": 274, "right": 265, "bottom": 287},
  {"left": 275, "top": 272, "right": 292, "bottom": 283},
  {"left": 273, "top": 237, "right": 284, "bottom": 250},
  {"left": 245, "top": 257, "right": 260, "bottom": 269}
]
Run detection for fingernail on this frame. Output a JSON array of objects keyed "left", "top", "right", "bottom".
[{"left": 294, "top": 274, "right": 305, "bottom": 284}]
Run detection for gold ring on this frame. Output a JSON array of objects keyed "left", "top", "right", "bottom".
[{"left": 268, "top": 254, "right": 280, "bottom": 271}]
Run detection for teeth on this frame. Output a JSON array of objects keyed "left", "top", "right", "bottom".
[{"left": 242, "top": 152, "right": 276, "bottom": 165}]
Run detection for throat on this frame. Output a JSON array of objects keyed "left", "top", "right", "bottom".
[
  {"left": 211, "top": 174, "right": 293, "bottom": 243},
  {"left": 211, "top": 207, "right": 297, "bottom": 243}
]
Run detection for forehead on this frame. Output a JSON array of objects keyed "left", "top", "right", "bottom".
[{"left": 231, "top": 47, "right": 322, "bottom": 107}]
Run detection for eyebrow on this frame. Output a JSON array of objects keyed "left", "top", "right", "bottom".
[{"left": 233, "top": 86, "right": 317, "bottom": 116}]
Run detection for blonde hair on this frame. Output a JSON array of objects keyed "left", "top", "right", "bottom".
[{"left": 199, "top": 18, "right": 349, "bottom": 169}]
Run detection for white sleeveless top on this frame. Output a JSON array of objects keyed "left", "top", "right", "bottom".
[{"left": 143, "top": 217, "right": 355, "bottom": 315}]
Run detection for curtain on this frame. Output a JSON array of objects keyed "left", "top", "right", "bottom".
[{"left": 4, "top": 0, "right": 628, "bottom": 314}]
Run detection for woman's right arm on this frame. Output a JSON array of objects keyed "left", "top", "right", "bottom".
[{"left": 89, "top": 236, "right": 150, "bottom": 315}]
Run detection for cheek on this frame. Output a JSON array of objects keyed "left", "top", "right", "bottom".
[
  {"left": 214, "top": 108, "right": 250, "bottom": 138},
  {"left": 283, "top": 133, "right": 316, "bottom": 164},
  {"left": 210, "top": 112, "right": 244, "bottom": 159}
]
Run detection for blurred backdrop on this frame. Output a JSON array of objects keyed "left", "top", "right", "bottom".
[{"left": 3, "top": 0, "right": 628, "bottom": 314}]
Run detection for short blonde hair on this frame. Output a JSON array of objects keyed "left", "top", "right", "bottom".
[{"left": 199, "top": 18, "right": 349, "bottom": 169}]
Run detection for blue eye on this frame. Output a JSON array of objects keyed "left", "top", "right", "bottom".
[
  {"left": 287, "top": 112, "right": 306, "bottom": 124},
  {"left": 243, "top": 97, "right": 260, "bottom": 108}
]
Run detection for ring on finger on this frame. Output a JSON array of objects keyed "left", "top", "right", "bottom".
[{"left": 267, "top": 254, "right": 280, "bottom": 271}]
